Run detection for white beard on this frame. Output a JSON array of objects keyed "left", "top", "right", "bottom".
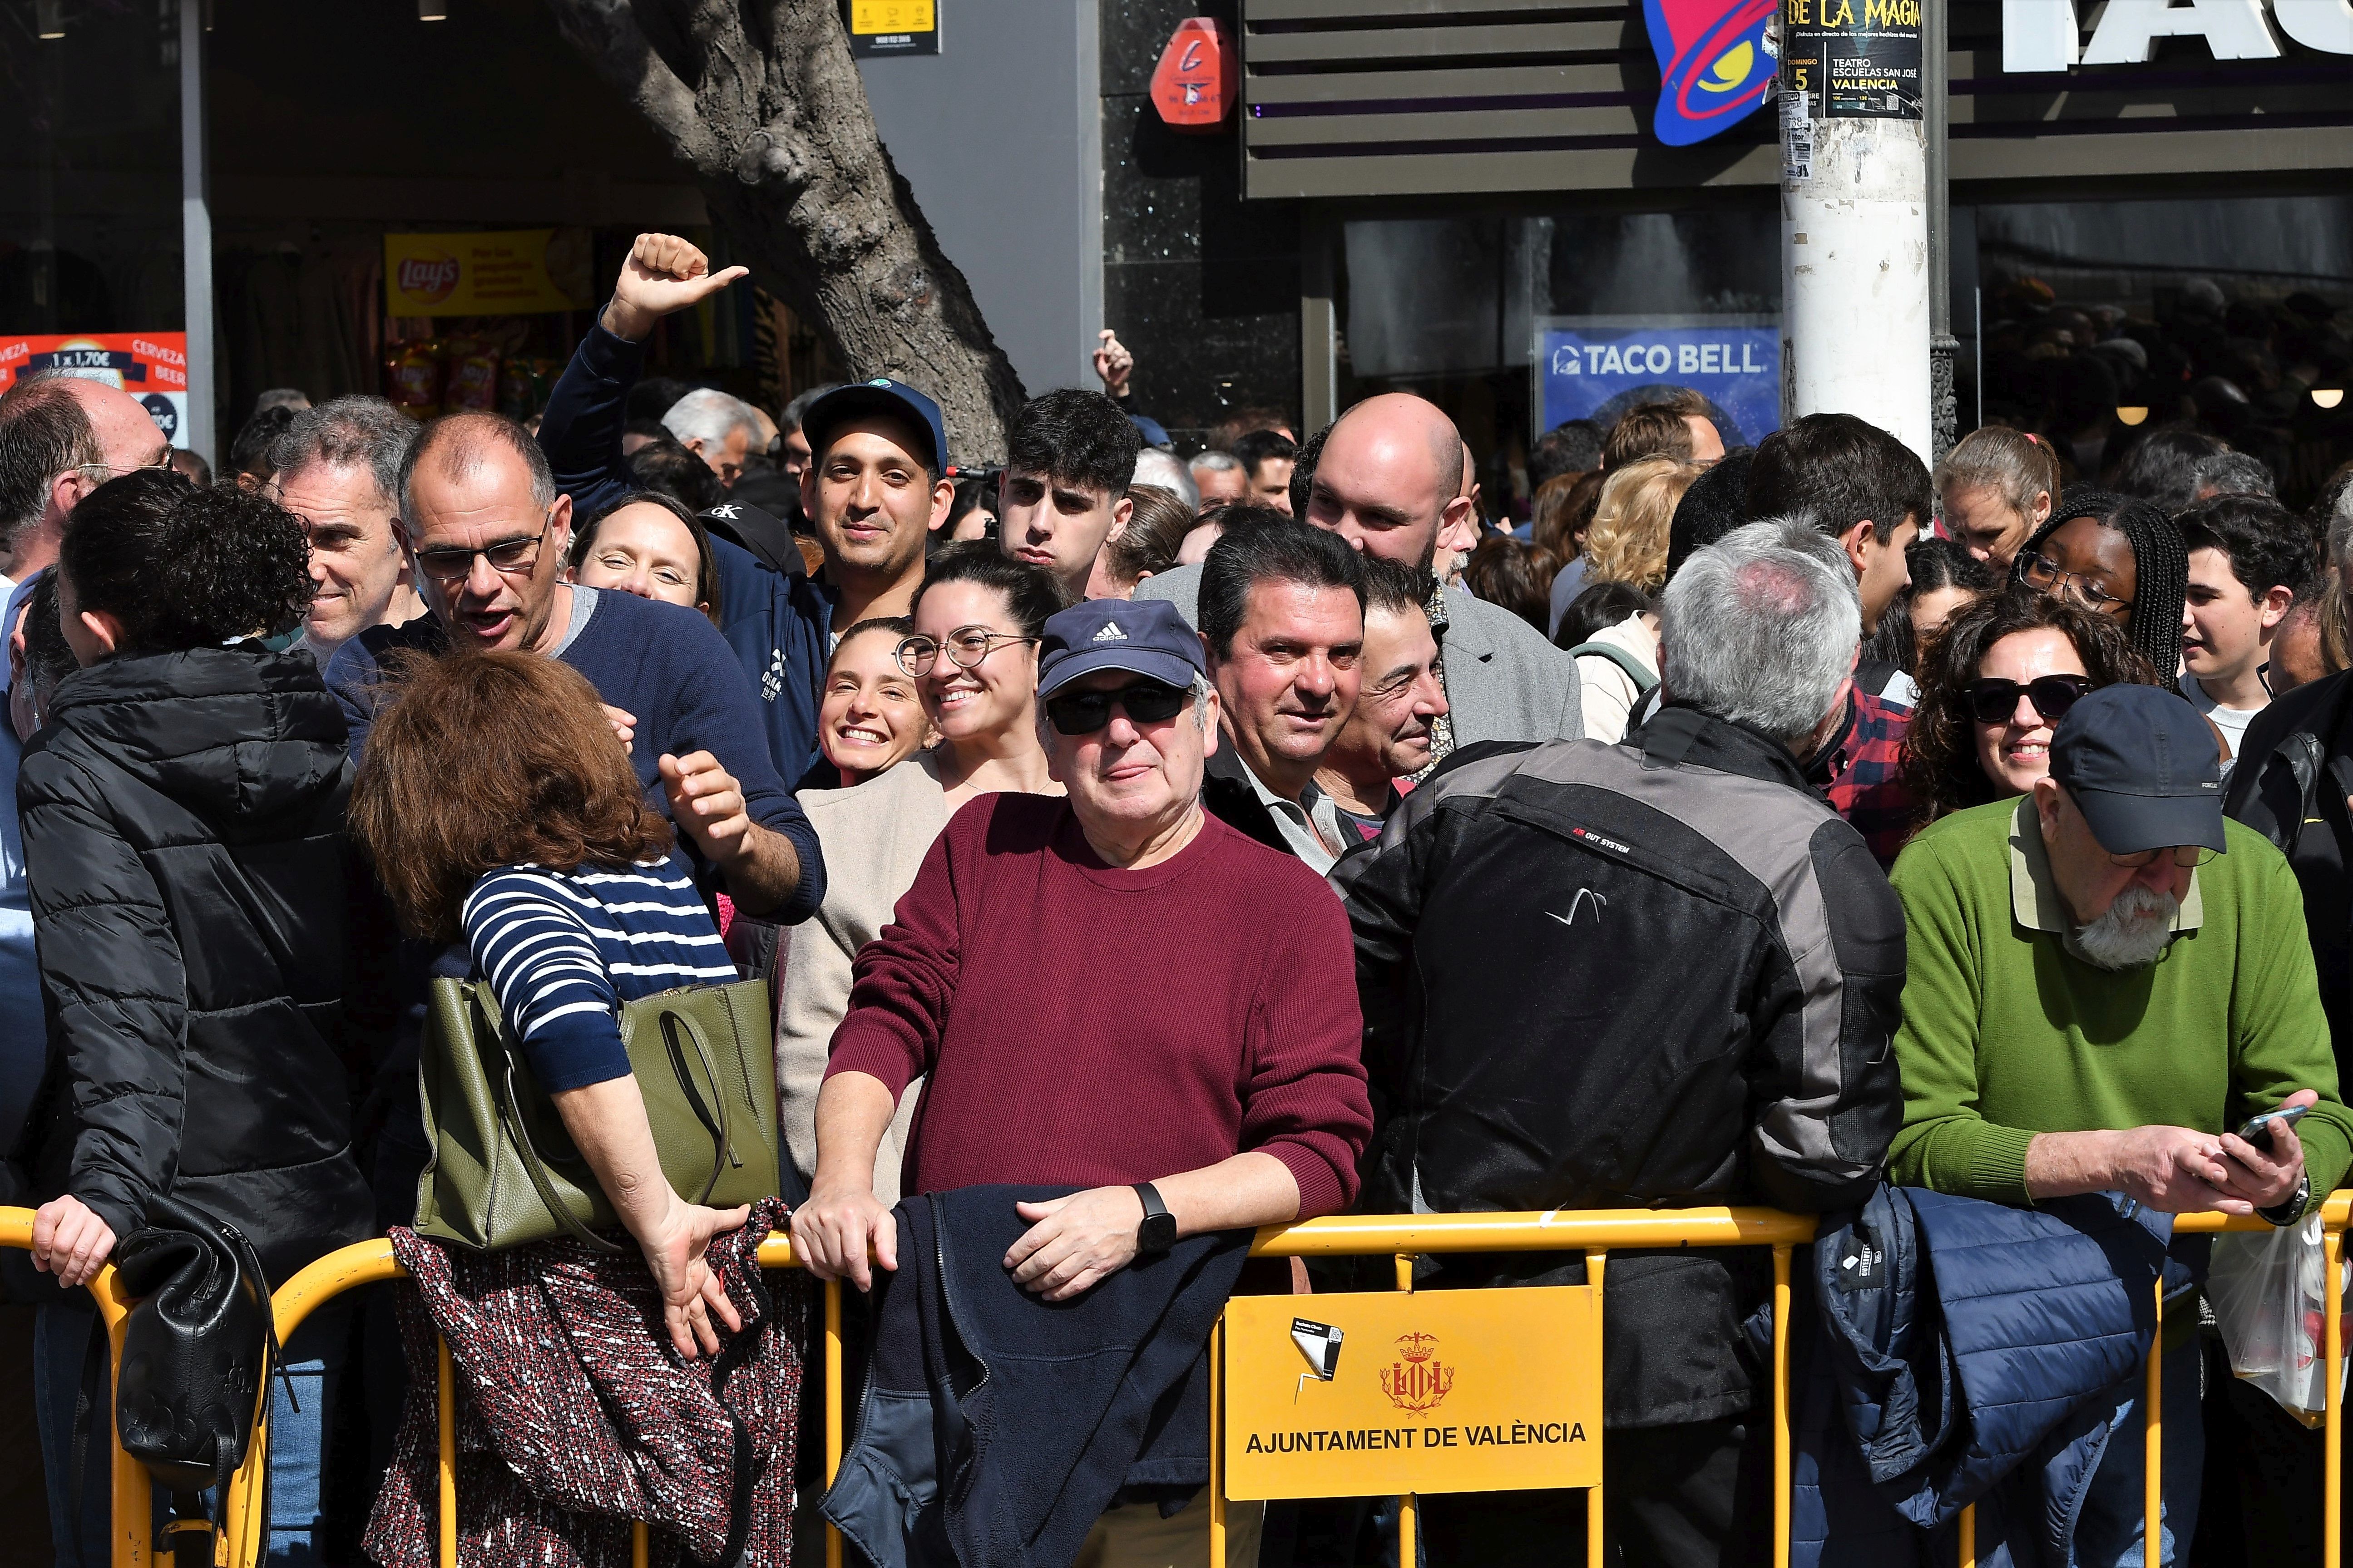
[{"left": 2073, "top": 883, "right": 2183, "bottom": 971}]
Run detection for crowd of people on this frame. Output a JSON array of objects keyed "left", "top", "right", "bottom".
[{"left": 2, "top": 229, "right": 2353, "bottom": 1568}]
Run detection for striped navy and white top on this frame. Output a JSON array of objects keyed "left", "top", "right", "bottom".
[{"left": 460, "top": 861, "right": 737, "bottom": 1092}]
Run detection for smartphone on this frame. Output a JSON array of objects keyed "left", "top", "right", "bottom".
[{"left": 2236, "top": 1103, "right": 2310, "bottom": 1154}]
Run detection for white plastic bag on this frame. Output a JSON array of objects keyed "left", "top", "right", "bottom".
[{"left": 2208, "top": 1213, "right": 2352, "bottom": 1427}]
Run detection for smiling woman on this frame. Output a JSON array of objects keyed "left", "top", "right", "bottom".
[{"left": 567, "top": 489, "right": 722, "bottom": 626}]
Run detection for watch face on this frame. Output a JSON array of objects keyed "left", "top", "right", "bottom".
[{"left": 1140, "top": 1212, "right": 1179, "bottom": 1252}]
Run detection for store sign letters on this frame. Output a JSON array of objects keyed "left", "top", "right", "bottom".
[
  {"left": 1535, "top": 318, "right": 1783, "bottom": 452},
  {"left": 1222, "top": 1287, "right": 1601, "bottom": 1501},
  {"left": 0, "top": 333, "right": 188, "bottom": 442},
  {"left": 2003, "top": 0, "right": 2353, "bottom": 72},
  {"left": 383, "top": 229, "right": 592, "bottom": 318}
]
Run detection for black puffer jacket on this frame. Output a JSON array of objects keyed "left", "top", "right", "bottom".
[{"left": 18, "top": 644, "right": 376, "bottom": 1284}]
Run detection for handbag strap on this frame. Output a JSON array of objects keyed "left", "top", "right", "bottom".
[
  {"left": 472, "top": 991, "right": 625, "bottom": 1255},
  {"left": 659, "top": 1009, "right": 736, "bottom": 1205}
]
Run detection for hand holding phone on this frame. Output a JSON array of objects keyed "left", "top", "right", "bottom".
[{"left": 2237, "top": 1102, "right": 2310, "bottom": 1155}]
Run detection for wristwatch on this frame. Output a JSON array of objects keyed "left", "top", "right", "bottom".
[
  {"left": 1133, "top": 1183, "right": 1177, "bottom": 1254},
  {"left": 2259, "top": 1172, "right": 2312, "bottom": 1228}
]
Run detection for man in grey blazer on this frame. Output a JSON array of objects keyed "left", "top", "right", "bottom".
[{"left": 1138, "top": 393, "right": 1582, "bottom": 753}]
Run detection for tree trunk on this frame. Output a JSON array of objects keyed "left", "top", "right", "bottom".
[{"left": 546, "top": 0, "right": 1027, "bottom": 461}]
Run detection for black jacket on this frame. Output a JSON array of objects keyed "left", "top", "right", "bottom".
[
  {"left": 18, "top": 645, "right": 376, "bottom": 1284},
  {"left": 2224, "top": 669, "right": 2353, "bottom": 1077},
  {"left": 1200, "top": 740, "right": 1295, "bottom": 858},
  {"left": 1331, "top": 705, "right": 1906, "bottom": 1427},
  {"left": 823, "top": 1186, "right": 1251, "bottom": 1568}
]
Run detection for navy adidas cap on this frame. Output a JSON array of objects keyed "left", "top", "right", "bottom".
[
  {"left": 1036, "top": 598, "right": 1206, "bottom": 699},
  {"left": 2048, "top": 685, "right": 2227, "bottom": 856},
  {"left": 799, "top": 378, "right": 948, "bottom": 476}
]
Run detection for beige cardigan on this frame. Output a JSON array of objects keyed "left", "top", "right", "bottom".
[{"left": 776, "top": 756, "right": 949, "bottom": 1203}]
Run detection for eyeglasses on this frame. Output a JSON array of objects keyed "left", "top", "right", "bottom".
[
  {"left": 1044, "top": 679, "right": 1193, "bottom": 735},
  {"left": 412, "top": 519, "right": 554, "bottom": 584},
  {"left": 2020, "top": 552, "right": 2133, "bottom": 613},
  {"left": 75, "top": 448, "right": 175, "bottom": 483},
  {"left": 1963, "top": 673, "right": 2094, "bottom": 726},
  {"left": 2107, "top": 845, "right": 2219, "bottom": 871},
  {"left": 894, "top": 626, "right": 1038, "bottom": 679}
]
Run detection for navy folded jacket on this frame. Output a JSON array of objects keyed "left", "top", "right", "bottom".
[{"left": 821, "top": 1185, "right": 1253, "bottom": 1568}]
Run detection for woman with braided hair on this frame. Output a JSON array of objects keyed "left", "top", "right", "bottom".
[{"left": 2011, "top": 490, "right": 2190, "bottom": 676}]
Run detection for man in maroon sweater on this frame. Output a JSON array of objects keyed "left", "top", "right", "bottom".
[{"left": 794, "top": 595, "right": 1371, "bottom": 1563}]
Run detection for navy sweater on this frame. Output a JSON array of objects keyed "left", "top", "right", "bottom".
[
  {"left": 538, "top": 322, "right": 835, "bottom": 782},
  {"left": 327, "top": 584, "right": 825, "bottom": 925}
]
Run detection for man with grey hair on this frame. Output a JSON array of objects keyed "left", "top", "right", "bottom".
[
  {"left": 662, "top": 386, "right": 765, "bottom": 491},
  {"left": 1131, "top": 446, "right": 1199, "bottom": 510},
  {"left": 266, "top": 395, "right": 422, "bottom": 669},
  {"left": 1188, "top": 448, "right": 1247, "bottom": 512},
  {"left": 1334, "top": 516, "right": 1903, "bottom": 1568}
]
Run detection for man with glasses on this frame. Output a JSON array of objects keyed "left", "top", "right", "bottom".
[
  {"left": 794, "top": 595, "right": 1369, "bottom": 1568},
  {"left": 0, "top": 370, "right": 174, "bottom": 583},
  {"left": 1889, "top": 682, "right": 2353, "bottom": 1565}
]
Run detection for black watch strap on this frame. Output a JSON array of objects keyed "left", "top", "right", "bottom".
[
  {"left": 1134, "top": 1182, "right": 1177, "bottom": 1253},
  {"left": 2260, "top": 1172, "right": 2313, "bottom": 1228}
]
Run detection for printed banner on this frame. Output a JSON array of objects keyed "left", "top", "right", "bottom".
[
  {"left": 1223, "top": 1287, "right": 1602, "bottom": 1500},
  {"left": 384, "top": 228, "right": 593, "bottom": 317},
  {"left": 0, "top": 333, "right": 188, "bottom": 442},
  {"left": 1781, "top": 0, "right": 1923, "bottom": 120},
  {"left": 1533, "top": 316, "right": 1782, "bottom": 450}
]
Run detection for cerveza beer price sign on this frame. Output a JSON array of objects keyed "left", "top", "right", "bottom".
[{"left": 1222, "top": 1287, "right": 1602, "bottom": 1499}]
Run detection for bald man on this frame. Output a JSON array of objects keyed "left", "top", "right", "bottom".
[
  {"left": 1138, "top": 393, "right": 1581, "bottom": 755},
  {"left": 0, "top": 371, "right": 175, "bottom": 581}
]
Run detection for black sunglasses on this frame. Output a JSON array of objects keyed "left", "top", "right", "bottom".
[
  {"left": 1044, "top": 679, "right": 1191, "bottom": 735},
  {"left": 1964, "top": 673, "right": 2093, "bottom": 726}
]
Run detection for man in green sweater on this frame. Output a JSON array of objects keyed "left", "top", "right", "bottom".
[{"left": 1890, "top": 683, "right": 2350, "bottom": 1565}]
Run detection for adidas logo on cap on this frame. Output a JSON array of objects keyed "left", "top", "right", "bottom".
[{"left": 1092, "top": 621, "right": 1128, "bottom": 642}]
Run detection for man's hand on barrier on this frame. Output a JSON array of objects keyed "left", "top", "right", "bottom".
[
  {"left": 2217, "top": 1088, "right": 2319, "bottom": 1211},
  {"left": 2029, "top": 1124, "right": 2253, "bottom": 1213},
  {"left": 642, "top": 1198, "right": 750, "bottom": 1359},
  {"left": 30, "top": 1194, "right": 116, "bottom": 1288},
  {"left": 1007, "top": 1187, "right": 1145, "bottom": 1302},
  {"left": 792, "top": 1186, "right": 898, "bottom": 1292}
]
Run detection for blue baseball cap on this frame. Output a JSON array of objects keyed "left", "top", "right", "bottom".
[
  {"left": 1036, "top": 598, "right": 1206, "bottom": 699},
  {"left": 800, "top": 378, "right": 948, "bottom": 475},
  {"left": 2048, "top": 685, "right": 2227, "bottom": 856},
  {"left": 1129, "top": 414, "right": 1172, "bottom": 449}
]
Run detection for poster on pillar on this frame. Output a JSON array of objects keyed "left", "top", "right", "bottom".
[
  {"left": 0, "top": 333, "right": 189, "bottom": 444},
  {"left": 1780, "top": 0, "right": 1923, "bottom": 119},
  {"left": 1533, "top": 317, "right": 1782, "bottom": 451}
]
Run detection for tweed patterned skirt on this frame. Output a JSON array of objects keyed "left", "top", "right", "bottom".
[{"left": 365, "top": 1197, "right": 802, "bottom": 1567}]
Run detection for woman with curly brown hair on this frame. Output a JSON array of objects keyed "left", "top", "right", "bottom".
[
  {"left": 346, "top": 648, "right": 753, "bottom": 1361},
  {"left": 1900, "top": 585, "right": 2161, "bottom": 823}
]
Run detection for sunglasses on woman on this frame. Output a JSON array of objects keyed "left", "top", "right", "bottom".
[
  {"left": 1963, "top": 673, "right": 2094, "bottom": 726},
  {"left": 1043, "top": 680, "right": 1192, "bottom": 735}
]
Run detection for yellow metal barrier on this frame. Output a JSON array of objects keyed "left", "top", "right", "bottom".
[{"left": 5, "top": 1195, "right": 2346, "bottom": 1568}]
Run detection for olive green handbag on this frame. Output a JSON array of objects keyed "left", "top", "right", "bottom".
[{"left": 413, "top": 975, "right": 781, "bottom": 1252}]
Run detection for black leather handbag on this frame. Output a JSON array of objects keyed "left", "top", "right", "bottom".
[{"left": 110, "top": 1194, "right": 286, "bottom": 1511}]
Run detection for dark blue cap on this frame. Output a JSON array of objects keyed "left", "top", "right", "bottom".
[
  {"left": 2048, "top": 685, "right": 2227, "bottom": 855},
  {"left": 1129, "top": 414, "right": 1172, "bottom": 449},
  {"left": 1036, "top": 598, "right": 1206, "bottom": 699},
  {"left": 800, "top": 378, "right": 949, "bottom": 476}
]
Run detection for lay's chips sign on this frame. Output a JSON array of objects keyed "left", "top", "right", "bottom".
[
  {"left": 1644, "top": 0, "right": 1777, "bottom": 145},
  {"left": 384, "top": 229, "right": 593, "bottom": 318}
]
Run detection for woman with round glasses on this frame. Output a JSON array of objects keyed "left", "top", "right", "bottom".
[
  {"left": 2010, "top": 490, "right": 2189, "bottom": 676},
  {"left": 1903, "top": 587, "right": 2162, "bottom": 824},
  {"left": 777, "top": 543, "right": 1068, "bottom": 1203}
]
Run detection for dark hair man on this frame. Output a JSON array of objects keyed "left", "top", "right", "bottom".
[
  {"left": 1745, "top": 412, "right": 1930, "bottom": 641},
  {"left": 1602, "top": 403, "right": 1695, "bottom": 470},
  {"left": 1659, "top": 449, "right": 1756, "bottom": 585},
  {"left": 1196, "top": 514, "right": 1366, "bottom": 873},
  {"left": 1335, "top": 518, "right": 1903, "bottom": 1568},
  {"left": 794, "top": 593, "right": 1371, "bottom": 1568},
  {"left": 1314, "top": 555, "right": 1447, "bottom": 838},
  {"left": 1893, "top": 684, "right": 2350, "bottom": 1563},
  {"left": 537, "top": 233, "right": 953, "bottom": 782},
  {"left": 1141, "top": 392, "right": 1582, "bottom": 754},
  {"left": 998, "top": 388, "right": 1142, "bottom": 600},
  {"left": 1230, "top": 428, "right": 1299, "bottom": 517},
  {"left": 1527, "top": 418, "right": 1603, "bottom": 492},
  {"left": 265, "top": 395, "right": 422, "bottom": 671},
  {"left": 2176, "top": 493, "right": 2313, "bottom": 767},
  {"left": 0, "top": 370, "right": 174, "bottom": 582}
]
